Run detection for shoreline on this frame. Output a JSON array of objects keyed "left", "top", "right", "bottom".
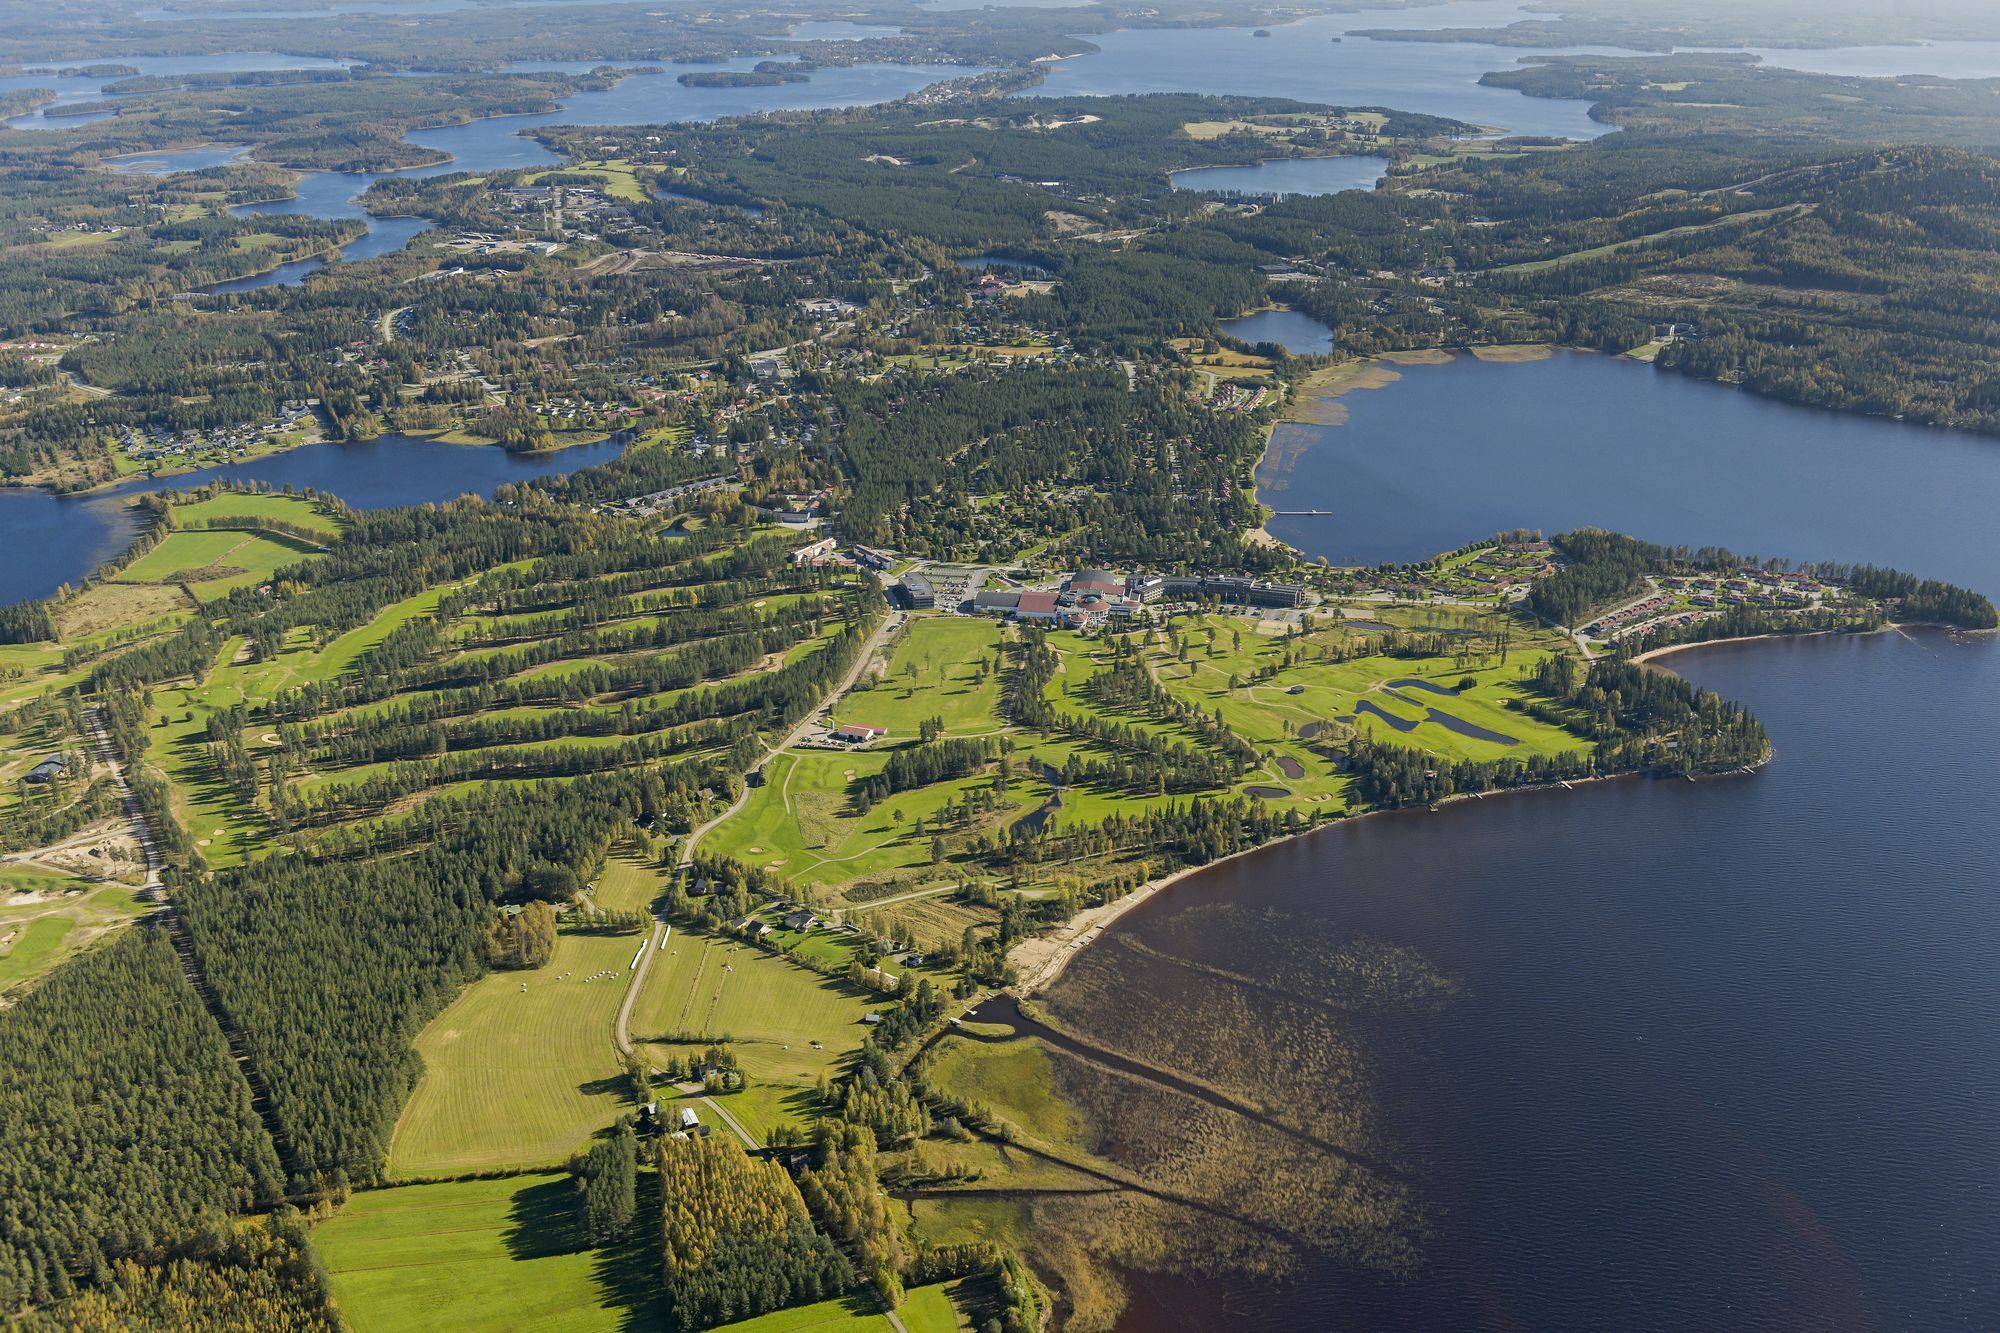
[
  {"left": 1017, "top": 621, "right": 1988, "bottom": 996},
  {"left": 1008, "top": 751, "right": 1771, "bottom": 998},
  {"left": 1631, "top": 620, "right": 1994, "bottom": 665},
  {"left": 1012, "top": 610, "right": 1854, "bottom": 998}
]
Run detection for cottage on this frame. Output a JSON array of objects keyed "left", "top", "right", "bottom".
[
  {"left": 23, "top": 755, "right": 69, "bottom": 785},
  {"left": 679, "top": 1106, "right": 700, "bottom": 1130},
  {"left": 783, "top": 910, "right": 817, "bottom": 932}
]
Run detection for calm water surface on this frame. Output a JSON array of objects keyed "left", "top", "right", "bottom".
[
  {"left": 405, "top": 59, "right": 976, "bottom": 174},
  {"left": 1262, "top": 349, "right": 2000, "bottom": 591},
  {"left": 1094, "top": 348, "right": 2000, "bottom": 1329},
  {"left": 1019, "top": 7, "right": 1623, "bottom": 139},
  {"left": 1109, "top": 629, "right": 2000, "bottom": 1332},
  {"left": 0, "top": 433, "right": 625, "bottom": 605},
  {"left": 1219, "top": 308, "right": 1334, "bottom": 356},
  {"left": 1170, "top": 154, "right": 1387, "bottom": 198}
]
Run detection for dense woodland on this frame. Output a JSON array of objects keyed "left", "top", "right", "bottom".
[{"left": 2, "top": 7, "right": 1999, "bottom": 1328}]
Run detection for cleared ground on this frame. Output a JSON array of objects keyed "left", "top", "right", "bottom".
[
  {"left": 316, "top": 1173, "right": 663, "bottom": 1333},
  {"left": 634, "top": 926, "right": 881, "bottom": 1142},
  {"left": 317, "top": 1172, "right": 958, "bottom": 1333},
  {"left": 388, "top": 931, "right": 641, "bottom": 1177}
]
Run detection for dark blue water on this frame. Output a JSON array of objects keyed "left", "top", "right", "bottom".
[
  {"left": 1170, "top": 154, "right": 1387, "bottom": 198},
  {"left": 1220, "top": 308, "right": 1333, "bottom": 356},
  {"left": 1110, "top": 627, "right": 2000, "bottom": 1332},
  {"left": 1090, "top": 346, "right": 2000, "bottom": 1331},
  {"left": 0, "top": 433, "right": 625, "bottom": 606},
  {"left": 220, "top": 171, "right": 436, "bottom": 287},
  {"left": 1261, "top": 349, "right": 2000, "bottom": 591}
]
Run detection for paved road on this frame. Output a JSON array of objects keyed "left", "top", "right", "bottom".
[{"left": 613, "top": 611, "right": 900, "bottom": 1058}]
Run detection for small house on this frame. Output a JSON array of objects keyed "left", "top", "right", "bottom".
[
  {"left": 24, "top": 755, "right": 69, "bottom": 785},
  {"left": 679, "top": 1106, "right": 700, "bottom": 1130}
]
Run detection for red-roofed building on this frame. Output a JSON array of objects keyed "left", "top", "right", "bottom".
[{"left": 1015, "top": 591, "right": 1062, "bottom": 621}]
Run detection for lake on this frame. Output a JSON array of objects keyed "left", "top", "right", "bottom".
[
  {"left": 1219, "top": 308, "right": 1333, "bottom": 356},
  {"left": 1170, "top": 154, "right": 1387, "bottom": 198},
  {"left": 403, "top": 59, "right": 977, "bottom": 175},
  {"left": 1018, "top": 8, "right": 1625, "bottom": 140},
  {"left": 1046, "top": 347, "right": 2000, "bottom": 1330},
  {"left": 1260, "top": 349, "right": 2000, "bottom": 591},
  {"left": 1, "top": 52, "right": 351, "bottom": 130},
  {"left": 0, "top": 432, "right": 626, "bottom": 606},
  {"left": 1092, "top": 626, "right": 1999, "bottom": 1332}
]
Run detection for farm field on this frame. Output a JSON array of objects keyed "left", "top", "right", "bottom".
[
  {"left": 171, "top": 490, "right": 344, "bottom": 537},
  {"left": 316, "top": 1173, "right": 664, "bottom": 1333},
  {"left": 318, "top": 1171, "right": 962, "bottom": 1333},
  {"left": 113, "top": 528, "right": 322, "bottom": 599},
  {"left": 633, "top": 926, "right": 882, "bottom": 1143},
  {"left": 388, "top": 930, "right": 643, "bottom": 1177}
]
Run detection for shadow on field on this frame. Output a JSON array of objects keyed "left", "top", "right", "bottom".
[
  {"left": 503, "top": 1178, "right": 587, "bottom": 1259},
  {"left": 597, "top": 1170, "right": 673, "bottom": 1330}
]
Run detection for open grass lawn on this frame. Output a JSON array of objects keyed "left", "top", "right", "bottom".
[
  {"left": 114, "top": 528, "right": 323, "bottom": 599},
  {"left": 634, "top": 928, "right": 879, "bottom": 1141},
  {"left": 388, "top": 931, "right": 641, "bottom": 1177},
  {"left": 593, "top": 850, "right": 666, "bottom": 914},
  {"left": 929, "top": 1035, "right": 1088, "bottom": 1151},
  {"left": 0, "top": 879, "right": 150, "bottom": 995},
  {"left": 710, "top": 749, "right": 1038, "bottom": 891},
  {"left": 834, "top": 615, "right": 1006, "bottom": 737},
  {"left": 147, "top": 656, "right": 268, "bottom": 869},
  {"left": 317, "top": 1173, "right": 665, "bottom": 1333},
  {"left": 173, "top": 490, "right": 344, "bottom": 537}
]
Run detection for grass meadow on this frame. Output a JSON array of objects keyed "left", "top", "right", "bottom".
[{"left": 388, "top": 931, "right": 642, "bottom": 1177}]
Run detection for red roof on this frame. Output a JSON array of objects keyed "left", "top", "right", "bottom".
[{"left": 1017, "top": 591, "right": 1061, "bottom": 615}]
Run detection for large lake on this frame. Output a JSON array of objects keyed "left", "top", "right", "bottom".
[
  {"left": 1018, "top": 1, "right": 1625, "bottom": 140},
  {"left": 1066, "top": 348, "right": 2000, "bottom": 1330},
  {"left": 0, "top": 432, "right": 625, "bottom": 605},
  {"left": 1101, "top": 627, "right": 2000, "bottom": 1331},
  {"left": 1261, "top": 349, "right": 2000, "bottom": 591}
]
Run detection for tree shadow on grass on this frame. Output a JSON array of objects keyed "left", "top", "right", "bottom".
[
  {"left": 595, "top": 1168, "right": 673, "bottom": 1331},
  {"left": 503, "top": 1177, "right": 588, "bottom": 1261}
]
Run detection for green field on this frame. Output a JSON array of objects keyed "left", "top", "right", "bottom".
[
  {"left": 0, "top": 880, "right": 152, "bottom": 995},
  {"left": 114, "top": 528, "right": 323, "bottom": 598},
  {"left": 388, "top": 931, "right": 642, "bottom": 1177},
  {"left": 634, "top": 927, "right": 880, "bottom": 1142},
  {"left": 172, "top": 490, "right": 344, "bottom": 538},
  {"left": 318, "top": 1173, "right": 959, "bottom": 1333},
  {"left": 317, "top": 1174, "right": 664, "bottom": 1333},
  {"left": 928, "top": 1035, "right": 1087, "bottom": 1150},
  {"left": 708, "top": 747, "right": 1041, "bottom": 891},
  {"left": 834, "top": 615, "right": 1007, "bottom": 737}
]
